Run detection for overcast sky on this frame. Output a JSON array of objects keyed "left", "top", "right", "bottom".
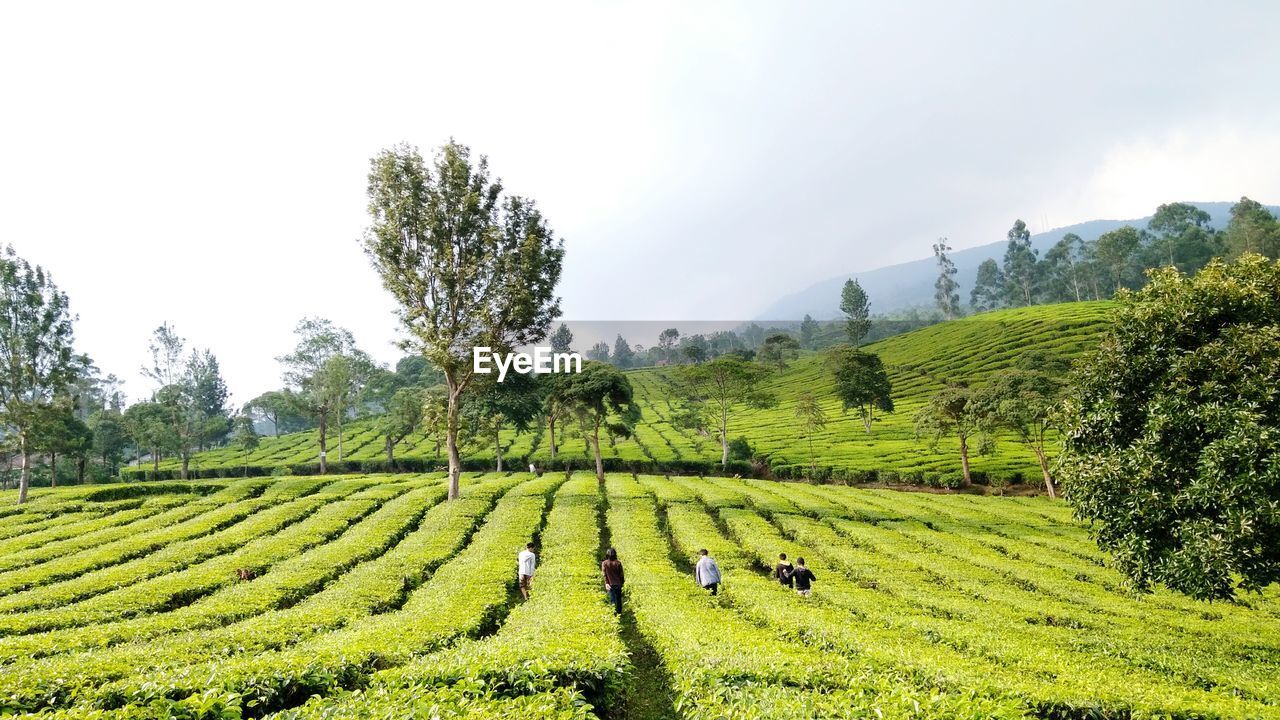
[{"left": 4, "top": 1, "right": 1279, "bottom": 405}]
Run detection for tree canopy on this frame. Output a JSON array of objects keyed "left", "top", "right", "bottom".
[{"left": 1058, "top": 253, "right": 1280, "bottom": 600}]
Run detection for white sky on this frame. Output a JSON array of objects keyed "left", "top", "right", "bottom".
[{"left": 3, "top": 1, "right": 1279, "bottom": 406}]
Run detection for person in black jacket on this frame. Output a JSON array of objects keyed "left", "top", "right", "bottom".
[
  {"left": 775, "top": 552, "right": 794, "bottom": 588},
  {"left": 791, "top": 557, "right": 816, "bottom": 597}
]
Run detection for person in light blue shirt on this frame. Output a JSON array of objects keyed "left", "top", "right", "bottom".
[{"left": 694, "top": 548, "right": 721, "bottom": 596}]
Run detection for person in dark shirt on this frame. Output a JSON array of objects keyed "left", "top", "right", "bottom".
[
  {"left": 792, "top": 557, "right": 816, "bottom": 597},
  {"left": 601, "top": 547, "right": 625, "bottom": 615},
  {"left": 775, "top": 552, "right": 794, "bottom": 588}
]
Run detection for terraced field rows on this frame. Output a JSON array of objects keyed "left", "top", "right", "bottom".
[
  {"left": 1, "top": 473, "right": 1276, "bottom": 719},
  {"left": 154, "top": 302, "right": 1116, "bottom": 483}
]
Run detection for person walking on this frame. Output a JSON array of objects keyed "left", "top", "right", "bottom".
[
  {"left": 601, "top": 547, "right": 625, "bottom": 615},
  {"left": 517, "top": 542, "right": 537, "bottom": 600},
  {"left": 695, "top": 548, "right": 722, "bottom": 596},
  {"left": 792, "top": 557, "right": 816, "bottom": 597},
  {"left": 775, "top": 552, "right": 795, "bottom": 588}
]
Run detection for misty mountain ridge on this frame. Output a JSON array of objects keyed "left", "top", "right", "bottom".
[{"left": 757, "top": 201, "right": 1275, "bottom": 320}]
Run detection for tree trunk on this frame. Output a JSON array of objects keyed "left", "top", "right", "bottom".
[
  {"left": 318, "top": 411, "right": 328, "bottom": 474},
  {"left": 77, "top": 457, "right": 86, "bottom": 484},
  {"left": 446, "top": 384, "right": 462, "bottom": 500},
  {"left": 548, "top": 416, "right": 558, "bottom": 461},
  {"left": 385, "top": 436, "right": 394, "bottom": 464},
  {"left": 1035, "top": 446, "right": 1056, "bottom": 499},
  {"left": 337, "top": 412, "right": 344, "bottom": 463},
  {"left": 50, "top": 452, "right": 57, "bottom": 488},
  {"left": 181, "top": 453, "right": 190, "bottom": 481},
  {"left": 494, "top": 423, "right": 503, "bottom": 473},
  {"left": 719, "top": 408, "right": 729, "bottom": 468},
  {"left": 958, "top": 434, "right": 972, "bottom": 486},
  {"left": 152, "top": 446, "right": 159, "bottom": 474},
  {"left": 862, "top": 407, "right": 873, "bottom": 434},
  {"left": 17, "top": 433, "right": 30, "bottom": 505},
  {"left": 592, "top": 418, "right": 605, "bottom": 483}
]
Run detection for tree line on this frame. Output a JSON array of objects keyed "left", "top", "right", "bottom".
[{"left": 930, "top": 198, "right": 1280, "bottom": 316}]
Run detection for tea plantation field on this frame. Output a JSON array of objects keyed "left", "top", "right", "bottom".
[
  {"left": 0, "top": 473, "right": 1276, "bottom": 719},
  {"left": 152, "top": 302, "right": 1116, "bottom": 484}
]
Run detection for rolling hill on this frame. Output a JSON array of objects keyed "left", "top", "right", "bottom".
[{"left": 144, "top": 301, "right": 1116, "bottom": 486}]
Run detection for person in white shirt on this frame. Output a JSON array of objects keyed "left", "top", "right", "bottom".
[
  {"left": 517, "top": 542, "right": 537, "bottom": 600},
  {"left": 694, "top": 548, "right": 722, "bottom": 596}
]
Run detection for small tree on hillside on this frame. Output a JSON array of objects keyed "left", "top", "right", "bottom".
[
  {"left": 794, "top": 392, "right": 828, "bottom": 480},
  {"left": 932, "top": 239, "right": 961, "bottom": 320},
  {"left": 277, "top": 318, "right": 366, "bottom": 474},
  {"left": 561, "top": 362, "right": 640, "bottom": 481},
  {"left": 1042, "top": 233, "right": 1088, "bottom": 302},
  {"left": 230, "top": 413, "right": 260, "bottom": 477},
  {"left": 972, "top": 352, "right": 1068, "bottom": 498},
  {"left": 1223, "top": 196, "right": 1280, "bottom": 260},
  {"left": 0, "top": 244, "right": 77, "bottom": 503},
  {"left": 612, "top": 335, "right": 636, "bottom": 369},
  {"left": 827, "top": 345, "right": 894, "bottom": 433},
  {"left": 757, "top": 333, "right": 800, "bottom": 369},
  {"left": 379, "top": 386, "right": 426, "bottom": 465},
  {"left": 840, "top": 279, "right": 871, "bottom": 346},
  {"left": 914, "top": 383, "right": 989, "bottom": 486},
  {"left": 362, "top": 141, "right": 564, "bottom": 500},
  {"left": 1058, "top": 254, "right": 1280, "bottom": 600},
  {"left": 674, "top": 354, "right": 777, "bottom": 468},
  {"left": 464, "top": 371, "right": 541, "bottom": 473},
  {"left": 550, "top": 324, "right": 574, "bottom": 354}
]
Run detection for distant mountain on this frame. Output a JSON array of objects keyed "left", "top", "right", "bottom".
[{"left": 756, "top": 201, "right": 1268, "bottom": 320}]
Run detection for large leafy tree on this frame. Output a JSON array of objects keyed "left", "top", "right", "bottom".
[
  {"left": 839, "top": 279, "right": 871, "bottom": 346},
  {"left": 1058, "top": 254, "right": 1280, "bottom": 600},
  {"left": 89, "top": 409, "right": 128, "bottom": 475},
  {"left": 245, "top": 390, "right": 310, "bottom": 436},
  {"left": 1093, "top": 226, "right": 1143, "bottom": 295},
  {"left": 1144, "top": 202, "right": 1219, "bottom": 273},
  {"left": 363, "top": 141, "right": 564, "bottom": 499},
  {"left": 674, "top": 354, "right": 776, "bottom": 468},
  {"left": 463, "top": 371, "right": 541, "bottom": 473},
  {"left": 757, "top": 333, "right": 800, "bottom": 370},
  {"left": 827, "top": 346, "right": 894, "bottom": 434},
  {"left": 1042, "top": 233, "right": 1088, "bottom": 303},
  {"left": 560, "top": 362, "right": 639, "bottom": 481},
  {"left": 32, "top": 400, "right": 91, "bottom": 486},
  {"left": 0, "top": 246, "right": 77, "bottom": 504},
  {"left": 932, "top": 239, "right": 961, "bottom": 320}
]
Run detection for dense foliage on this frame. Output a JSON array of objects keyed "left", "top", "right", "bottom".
[{"left": 1059, "top": 254, "right": 1280, "bottom": 600}]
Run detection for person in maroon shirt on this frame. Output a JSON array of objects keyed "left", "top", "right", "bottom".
[{"left": 601, "top": 547, "right": 625, "bottom": 615}]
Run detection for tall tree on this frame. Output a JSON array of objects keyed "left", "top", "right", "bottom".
[
  {"left": 611, "top": 335, "right": 636, "bottom": 369},
  {"left": 32, "top": 401, "right": 91, "bottom": 486},
  {"left": 1001, "top": 220, "right": 1038, "bottom": 307},
  {"left": 122, "top": 401, "right": 171, "bottom": 473},
  {"left": 1058, "top": 254, "right": 1280, "bottom": 599},
  {"left": 932, "top": 239, "right": 961, "bottom": 320},
  {"left": 318, "top": 352, "right": 375, "bottom": 463},
  {"left": 914, "top": 384, "right": 987, "bottom": 486},
  {"left": 1042, "top": 233, "right": 1087, "bottom": 302},
  {"left": 1223, "top": 196, "right": 1280, "bottom": 259},
  {"left": 560, "top": 362, "right": 639, "bottom": 481},
  {"left": 674, "top": 355, "right": 777, "bottom": 468},
  {"left": 586, "top": 342, "right": 610, "bottom": 363},
  {"left": 188, "top": 349, "right": 231, "bottom": 450},
  {"left": 362, "top": 141, "right": 564, "bottom": 500},
  {"left": 969, "top": 259, "right": 1004, "bottom": 312},
  {"left": 245, "top": 390, "right": 309, "bottom": 436},
  {"left": 0, "top": 246, "right": 76, "bottom": 504},
  {"left": 827, "top": 346, "right": 894, "bottom": 433},
  {"left": 1145, "top": 202, "right": 1218, "bottom": 273},
  {"left": 550, "top": 323, "right": 574, "bottom": 354},
  {"left": 798, "top": 315, "right": 818, "bottom": 349},
  {"left": 276, "top": 318, "right": 367, "bottom": 474},
  {"left": 1093, "top": 226, "right": 1143, "bottom": 295},
  {"left": 88, "top": 409, "right": 127, "bottom": 475},
  {"left": 793, "top": 392, "right": 828, "bottom": 480},
  {"left": 839, "top": 279, "right": 871, "bottom": 346}
]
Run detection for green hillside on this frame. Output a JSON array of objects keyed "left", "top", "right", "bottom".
[
  {"left": 0, "top": 473, "right": 1276, "bottom": 719},
  {"left": 147, "top": 302, "right": 1116, "bottom": 485}
]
